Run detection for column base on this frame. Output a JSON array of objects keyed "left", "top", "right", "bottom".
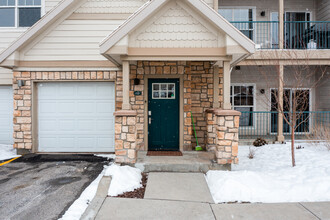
[
  {"left": 114, "top": 110, "right": 138, "bottom": 164},
  {"left": 276, "top": 135, "right": 285, "bottom": 143},
  {"left": 206, "top": 109, "right": 241, "bottom": 165}
]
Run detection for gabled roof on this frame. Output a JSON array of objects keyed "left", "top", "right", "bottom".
[
  {"left": 0, "top": 0, "right": 85, "bottom": 64},
  {"left": 0, "top": 0, "right": 255, "bottom": 66},
  {"left": 100, "top": 0, "right": 255, "bottom": 55}
]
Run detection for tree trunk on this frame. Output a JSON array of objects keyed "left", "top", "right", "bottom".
[{"left": 291, "top": 129, "right": 296, "bottom": 167}]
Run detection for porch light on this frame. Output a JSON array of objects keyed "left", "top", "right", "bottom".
[
  {"left": 260, "top": 11, "right": 265, "bottom": 17},
  {"left": 17, "top": 80, "right": 25, "bottom": 88}
]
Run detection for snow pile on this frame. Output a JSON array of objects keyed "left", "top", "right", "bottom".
[
  {"left": 0, "top": 144, "right": 19, "bottom": 161},
  {"left": 95, "top": 154, "right": 116, "bottom": 160},
  {"left": 105, "top": 164, "right": 142, "bottom": 196},
  {"left": 59, "top": 165, "right": 110, "bottom": 220},
  {"left": 206, "top": 142, "right": 330, "bottom": 203}
]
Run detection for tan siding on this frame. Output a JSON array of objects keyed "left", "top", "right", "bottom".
[
  {"left": 45, "top": 0, "right": 62, "bottom": 13},
  {"left": 203, "top": 0, "right": 214, "bottom": 7},
  {"left": 22, "top": 19, "right": 124, "bottom": 61},
  {"left": 129, "top": 1, "right": 222, "bottom": 48},
  {"left": 75, "top": 0, "right": 147, "bottom": 14},
  {"left": 0, "top": 30, "right": 25, "bottom": 85}
]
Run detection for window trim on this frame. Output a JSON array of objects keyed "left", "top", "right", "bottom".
[
  {"left": 152, "top": 83, "right": 176, "bottom": 100},
  {"left": 218, "top": 6, "right": 257, "bottom": 22},
  {"left": 0, "top": 0, "right": 44, "bottom": 29},
  {"left": 230, "top": 83, "right": 256, "bottom": 127},
  {"left": 218, "top": 7, "right": 256, "bottom": 41}
]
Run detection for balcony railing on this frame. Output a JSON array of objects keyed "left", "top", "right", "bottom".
[
  {"left": 238, "top": 111, "right": 330, "bottom": 140},
  {"left": 231, "top": 21, "right": 330, "bottom": 49}
]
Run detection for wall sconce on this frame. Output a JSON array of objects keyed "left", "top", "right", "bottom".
[
  {"left": 134, "top": 78, "right": 140, "bottom": 85},
  {"left": 260, "top": 89, "right": 265, "bottom": 94},
  {"left": 17, "top": 80, "right": 25, "bottom": 88},
  {"left": 260, "top": 11, "right": 265, "bottom": 17}
]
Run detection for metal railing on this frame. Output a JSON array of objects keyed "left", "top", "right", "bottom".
[
  {"left": 231, "top": 21, "right": 279, "bottom": 49},
  {"left": 239, "top": 111, "right": 330, "bottom": 139},
  {"left": 231, "top": 21, "right": 330, "bottom": 49}
]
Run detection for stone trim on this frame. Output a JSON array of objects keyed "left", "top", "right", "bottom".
[{"left": 113, "top": 110, "right": 137, "bottom": 116}]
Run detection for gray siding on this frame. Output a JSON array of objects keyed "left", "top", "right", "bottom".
[
  {"left": 316, "top": 0, "right": 330, "bottom": 21},
  {"left": 316, "top": 70, "right": 330, "bottom": 111},
  {"left": 218, "top": 0, "right": 317, "bottom": 21},
  {"left": 231, "top": 66, "right": 318, "bottom": 112}
]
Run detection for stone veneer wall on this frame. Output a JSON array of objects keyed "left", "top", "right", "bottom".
[
  {"left": 114, "top": 112, "right": 137, "bottom": 163},
  {"left": 206, "top": 109, "right": 240, "bottom": 164},
  {"left": 12, "top": 62, "right": 224, "bottom": 153},
  {"left": 129, "top": 61, "right": 223, "bottom": 151},
  {"left": 12, "top": 71, "right": 122, "bottom": 151},
  {"left": 216, "top": 113, "right": 239, "bottom": 164}
]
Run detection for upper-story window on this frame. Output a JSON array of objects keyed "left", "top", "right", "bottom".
[
  {"left": 0, "top": 0, "right": 41, "bottom": 28},
  {"left": 219, "top": 8, "right": 255, "bottom": 40}
]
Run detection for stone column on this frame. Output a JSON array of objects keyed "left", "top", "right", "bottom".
[
  {"left": 223, "top": 61, "right": 231, "bottom": 110},
  {"left": 206, "top": 109, "right": 217, "bottom": 152},
  {"left": 114, "top": 110, "right": 137, "bottom": 164},
  {"left": 205, "top": 109, "right": 240, "bottom": 165}
]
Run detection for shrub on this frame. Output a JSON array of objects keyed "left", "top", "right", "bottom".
[{"left": 253, "top": 138, "right": 267, "bottom": 147}]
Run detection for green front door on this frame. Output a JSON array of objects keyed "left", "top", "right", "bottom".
[{"left": 148, "top": 79, "right": 179, "bottom": 151}]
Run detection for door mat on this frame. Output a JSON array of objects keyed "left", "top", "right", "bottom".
[{"left": 146, "top": 151, "right": 183, "bottom": 156}]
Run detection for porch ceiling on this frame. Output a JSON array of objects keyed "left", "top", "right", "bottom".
[{"left": 100, "top": 0, "right": 255, "bottom": 66}]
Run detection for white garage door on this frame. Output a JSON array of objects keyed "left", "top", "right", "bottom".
[
  {"left": 38, "top": 82, "right": 115, "bottom": 152},
  {"left": 0, "top": 86, "right": 13, "bottom": 144}
]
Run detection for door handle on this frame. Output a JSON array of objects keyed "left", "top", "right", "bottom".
[{"left": 149, "top": 117, "right": 152, "bottom": 124}]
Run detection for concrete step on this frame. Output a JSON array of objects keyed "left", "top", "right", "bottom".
[{"left": 134, "top": 151, "right": 230, "bottom": 173}]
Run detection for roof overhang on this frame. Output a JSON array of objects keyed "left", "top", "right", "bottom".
[{"left": 100, "top": 0, "right": 255, "bottom": 66}]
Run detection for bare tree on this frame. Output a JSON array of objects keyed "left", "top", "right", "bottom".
[{"left": 249, "top": 49, "right": 328, "bottom": 167}]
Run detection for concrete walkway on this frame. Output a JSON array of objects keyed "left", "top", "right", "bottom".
[{"left": 92, "top": 172, "right": 330, "bottom": 220}]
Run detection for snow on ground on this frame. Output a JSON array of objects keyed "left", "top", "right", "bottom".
[
  {"left": 95, "top": 154, "right": 116, "bottom": 160},
  {"left": 59, "top": 164, "right": 110, "bottom": 220},
  {"left": 105, "top": 164, "right": 142, "bottom": 196},
  {"left": 58, "top": 163, "right": 142, "bottom": 220},
  {"left": 0, "top": 144, "right": 19, "bottom": 161},
  {"left": 206, "top": 142, "right": 330, "bottom": 203}
]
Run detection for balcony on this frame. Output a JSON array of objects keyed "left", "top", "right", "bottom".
[{"left": 231, "top": 21, "right": 330, "bottom": 50}]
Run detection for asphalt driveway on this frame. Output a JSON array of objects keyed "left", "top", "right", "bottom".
[{"left": 0, "top": 154, "right": 111, "bottom": 220}]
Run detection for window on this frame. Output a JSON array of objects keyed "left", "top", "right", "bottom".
[
  {"left": 230, "top": 85, "right": 255, "bottom": 126},
  {"left": 0, "top": 0, "right": 41, "bottom": 27},
  {"left": 219, "top": 8, "right": 254, "bottom": 40},
  {"left": 271, "top": 88, "right": 310, "bottom": 133},
  {"left": 152, "top": 83, "right": 175, "bottom": 99}
]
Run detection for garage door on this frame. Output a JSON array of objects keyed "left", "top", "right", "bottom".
[
  {"left": 0, "top": 86, "right": 13, "bottom": 144},
  {"left": 38, "top": 82, "right": 115, "bottom": 152}
]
